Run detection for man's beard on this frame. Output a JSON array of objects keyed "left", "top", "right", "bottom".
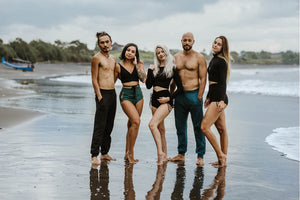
[
  {"left": 183, "top": 45, "right": 192, "bottom": 51},
  {"left": 101, "top": 47, "right": 110, "bottom": 53}
]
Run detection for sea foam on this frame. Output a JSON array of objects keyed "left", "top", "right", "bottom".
[
  {"left": 265, "top": 127, "right": 299, "bottom": 161},
  {"left": 49, "top": 66, "right": 299, "bottom": 97},
  {"left": 228, "top": 79, "right": 299, "bottom": 97}
]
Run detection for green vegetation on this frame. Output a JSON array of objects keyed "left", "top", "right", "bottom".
[
  {"left": 0, "top": 38, "right": 298, "bottom": 65},
  {"left": 200, "top": 50, "right": 299, "bottom": 65}
]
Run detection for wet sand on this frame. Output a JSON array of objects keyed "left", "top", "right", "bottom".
[
  {"left": 0, "top": 63, "right": 90, "bottom": 129},
  {"left": 0, "top": 63, "right": 299, "bottom": 199}
]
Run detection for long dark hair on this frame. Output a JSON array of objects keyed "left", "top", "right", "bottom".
[
  {"left": 216, "top": 35, "right": 230, "bottom": 81},
  {"left": 119, "top": 43, "right": 140, "bottom": 62}
]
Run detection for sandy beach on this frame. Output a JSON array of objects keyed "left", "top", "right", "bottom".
[
  {"left": 0, "top": 63, "right": 90, "bottom": 129},
  {"left": 0, "top": 62, "right": 299, "bottom": 199}
]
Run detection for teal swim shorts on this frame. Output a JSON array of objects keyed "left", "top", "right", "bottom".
[{"left": 119, "top": 85, "right": 143, "bottom": 105}]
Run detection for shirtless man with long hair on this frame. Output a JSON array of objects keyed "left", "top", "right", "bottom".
[{"left": 90, "top": 31, "right": 117, "bottom": 165}]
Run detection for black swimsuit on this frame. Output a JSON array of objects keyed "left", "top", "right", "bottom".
[
  {"left": 146, "top": 66, "right": 183, "bottom": 108},
  {"left": 119, "top": 63, "right": 139, "bottom": 83},
  {"left": 207, "top": 54, "right": 228, "bottom": 105}
]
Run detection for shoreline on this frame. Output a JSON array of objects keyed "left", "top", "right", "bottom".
[{"left": 0, "top": 63, "right": 90, "bottom": 130}]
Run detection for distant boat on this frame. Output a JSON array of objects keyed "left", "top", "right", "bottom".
[{"left": 1, "top": 57, "right": 34, "bottom": 72}]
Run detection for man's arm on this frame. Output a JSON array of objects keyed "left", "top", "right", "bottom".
[
  {"left": 171, "top": 54, "right": 179, "bottom": 94},
  {"left": 113, "top": 56, "right": 119, "bottom": 83},
  {"left": 91, "top": 56, "right": 102, "bottom": 101},
  {"left": 197, "top": 54, "right": 207, "bottom": 101}
]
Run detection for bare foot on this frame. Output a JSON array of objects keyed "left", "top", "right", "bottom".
[
  {"left": 212, "top": 154, "right": 227, "bottom": 168},
  {"left": 169, "top": 154, "right": 185, "bottom": 162},
  {"left": 101, "top": 154, "right": 116, "bottom": 161},
  {"left": 128, "top": 155, "right": 138, "bottom": 164},
  {"left": 91, "top": 157, "right": 100, "bottom": 165},
  {"left": 196, "top": 157, "right": 204, "bottom": 166},
  {"left": 157, "top": 153, "right": 166, "bottom": 165},
  {"left": 209, "top": 161, "right": 219, "bottom": 165},
  {"left": 163, "top": 154, "right": 168, "bottom": 162},
  {"left": 124, "top": 152, "right": 129, "bottom": 160},
  {"left": 210, "top": 154, "right": 227, "bottom": 165}
]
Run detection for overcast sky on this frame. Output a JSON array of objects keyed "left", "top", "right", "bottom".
[{"left": 0, "top": 0, "right": 299, "bottom": 53}]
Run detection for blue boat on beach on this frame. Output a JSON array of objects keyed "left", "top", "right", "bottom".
[{"left": 1, "top": 57, "right": 34, "bottom": 72}]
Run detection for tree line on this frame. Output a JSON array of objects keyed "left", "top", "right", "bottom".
[
  {"left": 0, "top": 38, "right": 93, "bottom": 63},
  {"left": 200, "top": 49, "right": 299, "bottom": 65},
  {"left": 0, "top": 38, "right": 298, "bottom": 65}
]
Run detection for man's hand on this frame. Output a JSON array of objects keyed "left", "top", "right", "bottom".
[
  {"left": 197, "top": 93, "right": 203, "bottom": 101},
  {"left": 97, "top": 94, "right": 103, "bottom": 102},
  {"left": 204, "top": 98, "right": 210, "bottom": 108}
]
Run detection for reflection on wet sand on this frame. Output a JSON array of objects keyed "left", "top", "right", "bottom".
[
  {"left": 171, "top": 163, "right": 186, "bottom": 200},
  {"left": 189, "top": 166, "right": 204, "bottom": 199},
  {"left": 89, "top": 161, "right": 226, "bottom": 199},
  {"left": 146, "top": 162, "right": 168, "bottom": 200},
  {"left": 124, "top": 162, "right": 135, "bottom": 200},
  {"left": 201, "top": 167, "right": 226, "bottom": 200},
  {"left": 89, "top": 160, "right": 110, "bottom": 200},
  {"left": 170, "top": 163, "right": 227, "bottom": 200}
]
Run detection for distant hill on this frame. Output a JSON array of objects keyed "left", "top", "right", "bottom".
[
  {"left": 111, "top": 42, "right": 124, "bottom": 51},
  {"left": 0, "top": 38, "right": 298, "bottom": 65}
]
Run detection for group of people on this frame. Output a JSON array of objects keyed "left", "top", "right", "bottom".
[{"left": 90, "top": 31, "right": 230, "bottom": 167}]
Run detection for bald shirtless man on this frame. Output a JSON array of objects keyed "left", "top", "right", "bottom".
[
  {"left": 90, "top": 32, "right": 117, "bottom": 165},
  {"left": 170, "top": 32, "right": 207, "bottom": 166}
]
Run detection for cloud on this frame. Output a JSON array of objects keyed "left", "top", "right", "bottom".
[{"left": 0, "top": 0, "right": 298, "bottom": 52}]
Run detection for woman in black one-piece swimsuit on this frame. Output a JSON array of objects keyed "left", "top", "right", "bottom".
[{"left": 201, "top": 36, "right": 231, "bottom": 167}]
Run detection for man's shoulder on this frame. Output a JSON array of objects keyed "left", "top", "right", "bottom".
[
  {"left": 191, "top": 51, "right": 205, "bottom": 62},
  {"left": 92, "top": 52, "right": 101, "bottom": 61},
  {"left": 174, "top": 51, "right": 183, "bottom": 58}
]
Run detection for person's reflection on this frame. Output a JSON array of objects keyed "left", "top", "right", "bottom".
[
  {"left": 89, "top": 160, "right": 110, "bottom": 200},
  {"left": 189, "top": 166, "right": 204, "bottom": 200},
  {"left": 171, "top": 162, "right": 186, "bottom": 200},
  {"left": 201, "top": 167, "right": 227, "bottom": 200},
  {"left": 124, "top": 162, "right": 135, "bottom": 200},
  {"left": 146, "top": 162, "right": 168, "bottom": 200}
]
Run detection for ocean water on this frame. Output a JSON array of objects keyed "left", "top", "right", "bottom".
[
  {"left": 50, "top": 66, "right": 300, "bottom": 97},
  {"left": 50, "top": 65, "right": 300, "bottom": 162}
]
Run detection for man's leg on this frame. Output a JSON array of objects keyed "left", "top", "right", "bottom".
[
  {"left": 91, "top": 95, "right": 108, "bottom": 162},
  {"left": 174, "top": 94, "right": 189, "bottom": 156},
  {"left": 101, "top": 91, "right": 117, "bottom": 160},
  {"left": 189, "top": 91, "right": 206, "bottom": 165}
]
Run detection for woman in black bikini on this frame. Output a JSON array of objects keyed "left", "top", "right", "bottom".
[
  {"left": 201, "top": 36, "right": 231, "bottom": 167},
  {"left": 146, "top": 45, "right": 183, "bottom": 165},
  {"left": 115, "top": 43, "right": 146, "bottom": 164}
]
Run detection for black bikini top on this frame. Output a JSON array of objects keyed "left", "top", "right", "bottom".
[
  {"left": 146, "top": 66, "right": 183, "bottom": 99},
  {"left": 119, "top": 63, "right": 139, "bottom": 83}
]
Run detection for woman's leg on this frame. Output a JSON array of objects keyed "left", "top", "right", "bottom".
[
  {"left": 201, "top": 102, "right": 227, "bottom": 167},
  {"left": 214, "top": 111, "right": 228, "bottom": 154},
  {"left": 149, "top": 104, "right": 171, "bottom": 165},
  {"left": 158, "top": 120, "right": 167, "bottom": 159},
  {"left": 124, "top": 120, "right": 131, "bottom": 160},
  {"left": 209, "top": 112, "right": 228, "bottom": 165},
  {"left": 133, "top": 99, "right": 144, "bottom": 162},
  {"left": 121, "top": 99, "right": 143, "bottom": 163}
]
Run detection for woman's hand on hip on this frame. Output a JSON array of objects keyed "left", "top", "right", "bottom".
[{"left": 158, "top": 97, "right": 170, "bottom": 104}]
